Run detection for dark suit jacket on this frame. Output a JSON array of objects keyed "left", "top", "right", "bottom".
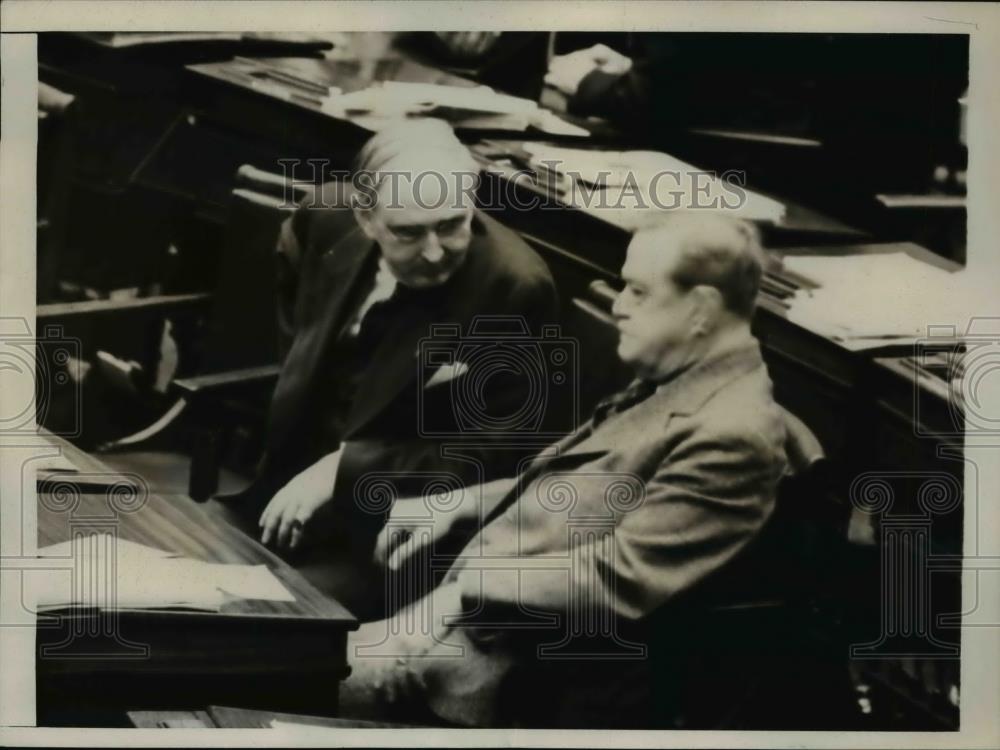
[
  {"left": 257, "top": 204, "right": 558, "bottom": 524},
  {"left": 411, "top": 339, "right": 790, "bottom": 725}
]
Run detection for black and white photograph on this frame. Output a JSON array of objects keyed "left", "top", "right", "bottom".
[{"left": 1, "top": 1, "right": 998, "bottom": 745}]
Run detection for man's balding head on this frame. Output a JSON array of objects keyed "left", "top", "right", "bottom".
[
  {"left": 353, "top": 118, "right": 477, "bottom": 175},
  {"left": 351, "top": 120, "right": 480, "bottom": 288},
  {"left": 631, "top": 213, "right": 765, "bottom": 319},
  {"left": 613, "top": 213, "right": 766, "bottom": 380}
]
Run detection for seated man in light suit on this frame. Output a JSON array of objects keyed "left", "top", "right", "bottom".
[
  {"left": 245, "top": 122, "right": 557, "bottom": 613},
  {"left": 340, "top": 212, "right": 789, "bottom": 726}
]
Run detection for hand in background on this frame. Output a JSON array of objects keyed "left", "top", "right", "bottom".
[
  {"left": 544, "top": 43, "right": 633, "bottom": 96},
  {"left": 259, "top": 450, "right": 342, "bottom": 550},
  {"left": 434, "top": 31, "right": 502, "bottom": 61}
]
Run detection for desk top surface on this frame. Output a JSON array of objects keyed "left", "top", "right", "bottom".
[
  {"left": 187, "top": 50, "right": 480, "bottom": 140},
  {"left": 37, "top": 434, "right": 356, "bottom": 624},
  {"left": 184, "top": 48, "right": 891, "bottom": 252},
  {"left": 471, "top": 140, "right": 869, "bottom": 244},
  {"left": 186, "top": 45, "right": 604, "bottom": 141}
]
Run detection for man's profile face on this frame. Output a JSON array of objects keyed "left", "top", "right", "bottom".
[
  {"left": 612, "top": 234, "right": 695, "bottom": 378},
  {"left": 360, "top": 173, "right": 474, "bottom": 288}
]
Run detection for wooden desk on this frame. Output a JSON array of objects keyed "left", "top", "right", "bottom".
[
  {"left": 184, "top": 53, "right": 472, "bottom": 168},
  {"left": 471, "top": 140, "right": 871, "bottom": 255},
  {"left": 186, "top": 45, "right": 603, "bottom": 145},
  {"left": 36, "top": 434, "right": 357, "bottom": 727},
  {"left": 35, "top": 35, "right": 964, "bottom": 728}
]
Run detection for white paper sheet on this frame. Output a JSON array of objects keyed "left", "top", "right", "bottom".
[
  {"left": 320, "top": 81, "right": 588, "bottom": 136},
  {"left": 530, "top": 109, "right": 590, "bottom": 137},
  {"left": 783, "top": 251, "right": 987, "bottom": 342},
  {"left": 380, "top": 81, "right": 538, "bottom": 114},
  {"left": 34, "top": 535, "right": 294, "bottom": 611},
  {"left": 325, "top": 82, "right": 522, "bottom": 116},
  {"left": 200, "top": 563, "right": 295, "bottom": 602},
  {"left": 33, "top": 558, "right": 227, "bottom": 612},
  {"left": 521, "top": 144, "right": 786, "bottom": 224},
  {"left": 38, "top": 536, "right": 175, "bottom": 560},
  {"left": 34, "top": 453, "right": 82, "bottom": 473}
]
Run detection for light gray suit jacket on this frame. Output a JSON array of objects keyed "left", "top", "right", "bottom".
[{"left": 421, "top": 339, "right": 789, "bottom": 724}]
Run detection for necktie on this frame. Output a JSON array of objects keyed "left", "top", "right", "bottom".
[{"left": 591, "top": 379, "right": 660, "bottom": 427}]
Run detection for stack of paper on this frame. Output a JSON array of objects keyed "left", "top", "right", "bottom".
[
  {"left": 34, "top": 534, "right": 294, "bottom": 612},
  {"left": 322, "top": 81, "right": 588, "bottom": 136},
  {"left": 382, "top": 81, "right": 539, "bottom": 114},
  {"left": 35, "top": 451, "right": 140, "bottom": 491},
  {"left": 520, "top": 144, "right": 786, "bottom": 227},
  {"left": 782, "top": 251, "right": 989, "bottom": 347},
  {"left": 35, "top": 452, "right": 83, "bottom": 474}
]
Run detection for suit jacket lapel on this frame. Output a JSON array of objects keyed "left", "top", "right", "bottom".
[
  {"left": 340, "top": 220, "right": 490, "bottom": 437},
  {"left": 342, "top": 298, "right": 439, "bottom": 436},
  {"left": 482, "top": 341, "right": 767, "bottom": 526},
  {"left": 268, "top": 225, "right": 375, "bottom": 451}
]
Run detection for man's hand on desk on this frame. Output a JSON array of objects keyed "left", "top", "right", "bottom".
[
  {"left": 544, "top": 43, "right": 633, "bottom": 96},
  {"left": 259, "top": 450, "right": 341, "bottom": 550}
]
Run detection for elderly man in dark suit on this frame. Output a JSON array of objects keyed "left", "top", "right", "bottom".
[
  {"left": 339, "top": 212, "right": 790, "bottom": 726},
  {"left": 248, "top": 122, "right": 557, "bottom": 610}
]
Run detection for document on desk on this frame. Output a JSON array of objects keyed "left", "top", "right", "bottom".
[
  {"left": 323, "top": 81, "right": 589, "bottom": 136},
  {"left": 34, "top": 452, "right": 84, "bottom": 474},
  {"left": 382, "top": 81, "right": 539, "bottom": 114},
  {"left": 520, "top": 144, "right": 786, "bottom": 227},
  {"left": 38, "top": 536, "right": 176, "bottom": 561},
  {"left": 34, "top": 451, "right": 144, "bottom": 491},
  {"left": 783, "top": 251, "right": 987, "bottom": 346},
  {"left": 34, "top": 534, "right": 294, "bottom": 611}
]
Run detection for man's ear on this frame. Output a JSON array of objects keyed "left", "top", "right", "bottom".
[
  {"left": 689, "top": 285, "right": 724, "bottom": 335},
  {"left": 353, "top": 206, "right": 378, "bottom": 240}
]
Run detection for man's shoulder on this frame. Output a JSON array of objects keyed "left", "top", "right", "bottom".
[
  {"left": 293, "top": 203, "right": 358, "bottom": 248},
  {"left": 667, "top": 364, "right": 786, "bottom": 453},
  {"left": 469, "top": 211, "right": 554, "bottom": 291},
  {"left": 678, "top": 364, "right": 786, "bottom": 456}
]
